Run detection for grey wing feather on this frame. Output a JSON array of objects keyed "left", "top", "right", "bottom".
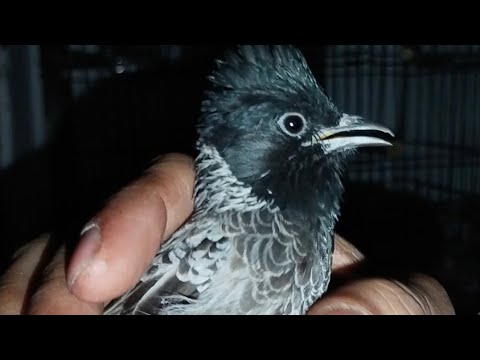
[
  {"left": 103, "top": 213, "right": 229, "bottom": 315},
  {"left": 104, "top": 209, "right": 332, "bottom": 315}
]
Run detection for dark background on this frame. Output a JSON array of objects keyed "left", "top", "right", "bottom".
[{"left": 0, "top": 45, "right": 478, "bottom": 314}]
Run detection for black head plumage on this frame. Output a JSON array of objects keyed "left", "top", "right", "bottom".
[{"left": 196, "top": 45, "right": 392, "bottom": 217}]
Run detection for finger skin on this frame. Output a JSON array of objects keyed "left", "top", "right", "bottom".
[
  {"left": 331, "top": 234, "right": 365, "bottom": 274},
  {"left": 26, "top": 244, "right": 103, "bottom": 315},
  {"left": 0, "top": 235, "right": 50, "bottom": 315},
  {"left": 320, "top": 235, "right": 455, "bottom": 315},
  {"left": 308, "top": 274, "right": 455, "bottom": 315},
  {"left": 67, "top": 153, "right": 196, "bottom": 303}
]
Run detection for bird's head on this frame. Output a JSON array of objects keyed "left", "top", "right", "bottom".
[{"left": 198, "top": 45, "right": 394, "bottom": 214}]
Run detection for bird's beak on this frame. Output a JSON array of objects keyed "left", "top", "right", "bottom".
[{"left": 301, "top": 114, "right": 395, "bottom": 154}]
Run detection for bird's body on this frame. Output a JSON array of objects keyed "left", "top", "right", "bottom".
[
  {"left": 104, "top": 45, "right": 393, "bottom": 315},
  {"left": 106, "top": 143, "right": 337, "bottom": 315}
]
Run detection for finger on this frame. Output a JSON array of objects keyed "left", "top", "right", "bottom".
[
  {"left": 331, "top": 234, "right": 365, "bottom": 275},
  {"left": 27, "top": 245, "right": 102, "bottom": 315},
  {"left": 308, "top": 274, "right": 455, "bottom": 315},
  {"left": 67, "top": 153, "right": 195, "bottom": 303},
  {"left": 0, "top": 235, "right": 50, "bottom": 315}
]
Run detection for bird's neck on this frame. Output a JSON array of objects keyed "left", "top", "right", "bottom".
[
  {"left": 193, "top": 142, "right": 278, "bottom": 214},
  {"left": 193, "top": 142, "right": 345, "bottom": 229},
  {"left": 275, "top": 154, "right": 345, "bottom": 224}
]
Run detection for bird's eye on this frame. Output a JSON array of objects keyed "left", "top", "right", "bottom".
[{"left": 277, "top": 113, "right": 307, "bottom": 137}]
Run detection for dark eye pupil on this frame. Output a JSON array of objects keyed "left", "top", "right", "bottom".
[{"left": 284, "top": 115, "right": 304, "bottom": 134}]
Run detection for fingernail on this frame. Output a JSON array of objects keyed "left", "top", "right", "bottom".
[
  {"left": 67, "top": 222, "right": 103, "bottom": 290},
  {"left": 314, "top": 304, "right": 372, "bottom": 315}
]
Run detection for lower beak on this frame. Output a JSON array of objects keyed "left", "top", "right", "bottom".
[{"left": 301, "top": 115, "right": 395, "bottom": 154}]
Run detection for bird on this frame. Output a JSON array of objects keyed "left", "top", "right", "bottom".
[{"left": 103, "top": 45, "right": 394, "bottom": 315}]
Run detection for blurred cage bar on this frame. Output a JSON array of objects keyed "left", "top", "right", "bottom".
[
  {"left": 65, "top": 45, "right": 183, "bottom": 99},
  {"left": 324, "top": 46, "right": 480, "bottom": 267},
  {"left": 325, "top": 45, "right": 480, "bottom": 203},
  {"left": 0, "top": 45, "right": 46, "bottom": 169}
]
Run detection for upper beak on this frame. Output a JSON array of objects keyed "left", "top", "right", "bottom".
[{"left": 301, "top": 114, "right": 395, "bottom": 153}]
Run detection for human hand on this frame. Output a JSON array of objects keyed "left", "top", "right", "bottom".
[
  {"left": 0, "top": 154, "right": 455, "bottom": 315},
  {"left": 308, "top": 235, "right": 455, "bottom": 315},
  {"left": 0, "top": 153, "right": 195, "bottom": 315}
]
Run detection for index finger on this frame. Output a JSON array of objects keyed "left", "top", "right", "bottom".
[
  {"left": 67, "top": 153, "right": 196, "bottom": 303},
  {"left": 0, "top": 235, "right": 49, "bottom": 315},
  {"left": 308, "top": 274, "right": 455, "bottom": 315},
  {"left": 331, "top": 234, "right": 365, "bottom": 274}
]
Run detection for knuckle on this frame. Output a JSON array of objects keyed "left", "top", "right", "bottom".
[{"left": 11, "top": 234, "right": 50, "bottom": 263}]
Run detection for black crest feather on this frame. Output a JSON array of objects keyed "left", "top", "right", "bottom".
[{"left": 206, "top": 45, "right": 320, "bottom": 94}]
